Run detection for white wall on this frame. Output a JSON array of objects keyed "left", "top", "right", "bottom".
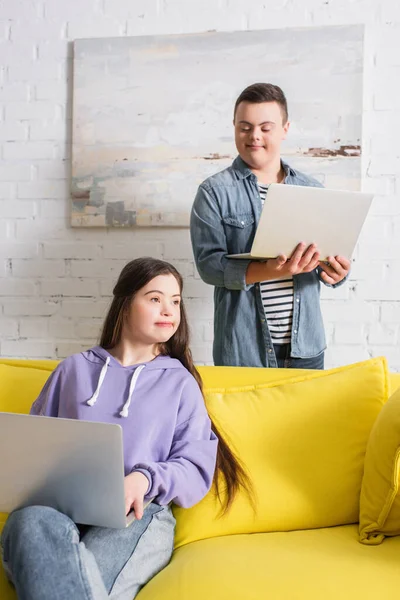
[{"left": 0, "top": 0, "right": 399, "bottom": 370}]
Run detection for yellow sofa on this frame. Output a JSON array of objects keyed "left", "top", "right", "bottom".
[{"left": 1, "top": 357, "right": 400, "bottom": 600}]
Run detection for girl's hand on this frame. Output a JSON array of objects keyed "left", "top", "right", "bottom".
[{"left": 124, "top": 472, "right": 149, "bottom": 519}]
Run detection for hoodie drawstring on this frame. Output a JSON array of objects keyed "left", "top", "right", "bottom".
[
  {"left": 119, "top": 364, "right": 146, "bottom": 418},
  {"left": 86, "top": 357, "right": 146, "bottom": 418},
  {"left": 87, "top": 357, "right": 110, "bottom": 406}
]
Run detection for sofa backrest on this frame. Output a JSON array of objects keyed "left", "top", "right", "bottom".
[{"left": 0, "top": 357, "right": 398, "bottom": 412}]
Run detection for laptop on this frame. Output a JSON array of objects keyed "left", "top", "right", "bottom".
[
  {"left": 227, "top": 183, "right": 374, "bottom": 261},
  {"left": 0, "top": 412, "right": 152, "bottom": 529}
]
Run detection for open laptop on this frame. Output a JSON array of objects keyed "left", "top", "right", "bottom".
[
  {"left": 0, "top": 412, "right": 151, "bottom": 529},
  {"left": 227, "top": 183, "right": 374, "bottom": 261}
]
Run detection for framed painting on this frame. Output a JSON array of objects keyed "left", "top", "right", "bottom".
[{"left": 71, "top": 25, "right": 363, "bottom": 227}]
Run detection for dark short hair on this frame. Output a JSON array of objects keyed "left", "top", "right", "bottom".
[{"left": 234, "top": 83, "right": 288, "bottom": 124}]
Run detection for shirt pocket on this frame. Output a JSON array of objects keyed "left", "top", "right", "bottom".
[{"left": 222, "top": 212, "right": 255, "bottom": 254}]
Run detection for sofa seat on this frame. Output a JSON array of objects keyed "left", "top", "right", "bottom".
[
  {"left": 137, "top": 524, "right": 400, "bottom": 600},
  {"left": 2, "top": 519, "right": 399, "bottom": 600}
]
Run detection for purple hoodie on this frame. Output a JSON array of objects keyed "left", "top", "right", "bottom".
[{"left": 30, "top": 346, "right": 218, "bottom": 508}]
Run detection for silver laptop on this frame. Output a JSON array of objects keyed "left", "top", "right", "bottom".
[
  {"left": 0, "top": 412, "right": 151, "bottom": 529},
  {"left": 227, "top": 183, "right": 374, "bottom": 261}
]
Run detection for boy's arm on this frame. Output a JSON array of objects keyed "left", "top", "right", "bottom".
[{"left": 190, "top": 184, "right": 253, "bottom": 291}]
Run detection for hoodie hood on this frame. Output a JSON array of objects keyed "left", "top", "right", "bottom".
[
  {"left": 83, "top": 347, "right": 185, "bottom": 418},
  {"left": 87, "top": 346, "right": 184, "bottom": 371}
]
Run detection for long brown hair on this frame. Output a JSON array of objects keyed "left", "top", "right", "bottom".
[{"left": 100, "top": 257, "right": 252, "bottom": 513}]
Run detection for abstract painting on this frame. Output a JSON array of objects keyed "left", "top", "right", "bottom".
[{"left": 71, "top": 25, "right": 363, "bottom": 227}]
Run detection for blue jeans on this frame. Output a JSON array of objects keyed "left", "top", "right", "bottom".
[
  {"left": 1, "top": 504, "right": 175, "bottom": 600},
  {"left": 273, "top": 344, "right": 324, "bottom": 370}
]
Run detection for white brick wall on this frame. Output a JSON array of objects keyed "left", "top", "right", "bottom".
[{"left": 0, "top": 0, "right": 399, "bottom": 370}]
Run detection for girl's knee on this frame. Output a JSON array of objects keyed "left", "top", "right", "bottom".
[{"left": 3, "top": 506, "right": 72, "bottom": 544}]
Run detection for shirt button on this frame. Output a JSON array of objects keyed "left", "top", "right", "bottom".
[
  {"left": 268, "top": 349, "right": 273, "bottom": 353},
  {"left": 296, "top": 298, "right": 300, "bottom": 303},
  {"left": 294, "top": 329, "right": 298, "bottom": 334},
  {"left": 241, "top": 221, "right": 245, "bottom": 225}
]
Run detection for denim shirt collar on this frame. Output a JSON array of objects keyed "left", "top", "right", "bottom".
[{"left": 232, "top": 155, "right": 297, "bottom": 181}]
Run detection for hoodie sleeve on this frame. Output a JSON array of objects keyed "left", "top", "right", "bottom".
[
  {"left": 133, "top": 377, "right": 218, "bottom": 508},
  {"left": 30, "top": 365, "right": 64, "bottom": 416}
]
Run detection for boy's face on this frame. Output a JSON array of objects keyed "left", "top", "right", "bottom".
[{"left": 234, "top": 101, "right": 290, "bottom": 170}]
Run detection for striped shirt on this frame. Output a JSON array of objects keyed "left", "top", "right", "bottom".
[{"left": 258, "top": 183, "right": 294, "bottom": 345}]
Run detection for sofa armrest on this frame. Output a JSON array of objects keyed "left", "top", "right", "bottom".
[
  {"left": 359, "top": 386, "right": 400, "bottom": 545},
  {"left": 389, "top": 373, "right": 400, "bottom": 395}
]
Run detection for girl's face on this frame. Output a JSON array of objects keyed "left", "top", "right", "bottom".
[{"left": 123, "top": 274, "right": 182, "bottom": 347}]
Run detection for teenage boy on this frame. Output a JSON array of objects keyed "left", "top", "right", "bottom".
[{"left": 190, "top": 83, "right": 350, "bottom": 368}]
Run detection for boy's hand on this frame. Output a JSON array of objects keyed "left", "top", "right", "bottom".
[
  {"left": 245, "top": 242, "right": 320, "bottom": 284},
  {"left": 124, "top": 472, "right": 149, "bottom": 519},
  {"left": 318, "top": 256, "right": 351, "bottom": 284},
  {"left": 266, "top": 242, "right": 320, "bottom": 278}
]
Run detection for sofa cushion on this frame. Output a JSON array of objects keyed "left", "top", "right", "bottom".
[
  {"left": 137, "top": 525, "right": 400, "bottom": 600},
  {"left": 174, "top": 358, "right": 389, "bottom": 547},
  {"left": 359, "top": 386, "right": 400, "bottom": 544},
  {"left": 197, "top": 365, "right": 326, "bottom": 388},
  {"left": 0, "top": 359, "right": 58, "bottom": 371},
  {"left": 0, "top": 364, "right": 52, "bottom": 415}
]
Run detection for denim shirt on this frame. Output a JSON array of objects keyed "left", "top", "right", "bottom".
[{"left": 190, "top": 155, "right": 347, "bottom": 367}]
